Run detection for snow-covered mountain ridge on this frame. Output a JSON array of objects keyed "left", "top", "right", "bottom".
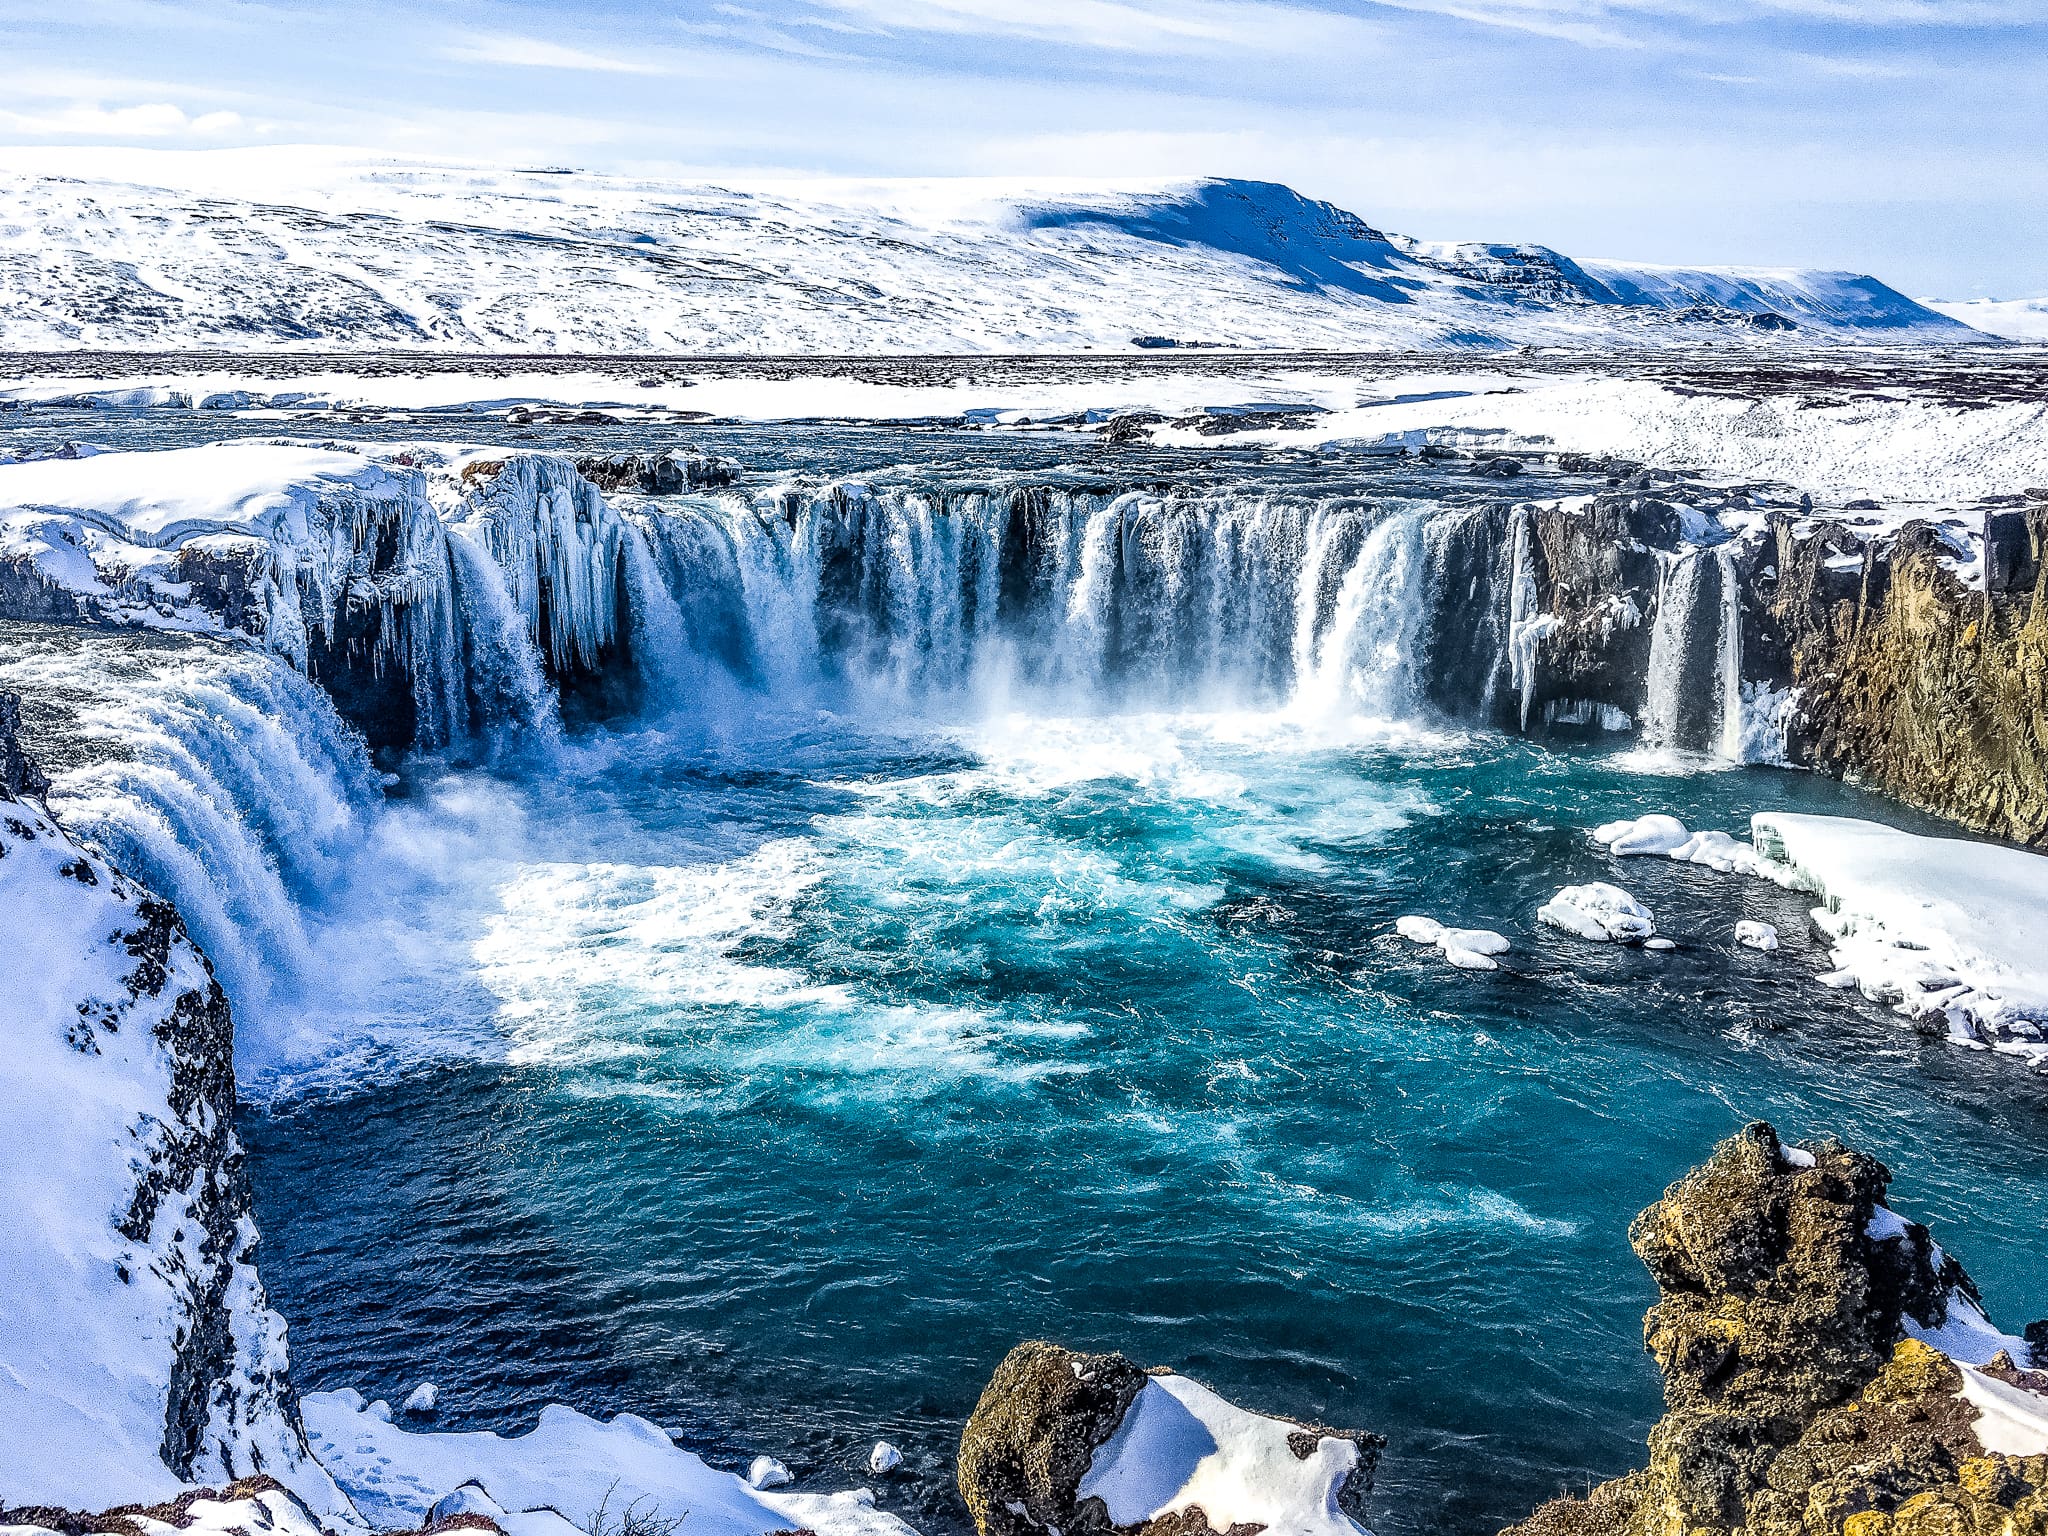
[{"left": 0, "top": 147, "right": 1980, "bottom": 354}]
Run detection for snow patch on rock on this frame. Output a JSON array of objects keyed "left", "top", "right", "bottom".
[{"left": 1078, "top": 1372, "right": 1372, "bottom": 1536}]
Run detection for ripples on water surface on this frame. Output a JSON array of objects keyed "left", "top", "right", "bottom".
[{"left": 242, "top": 709, "right": 2048, "bottom": 1536}]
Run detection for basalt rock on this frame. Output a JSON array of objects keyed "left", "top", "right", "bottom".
[
  {"left": 573, "top": 448, "right": 739, "bottom": 495},
  {"left": 1766, "top": 507, "right": 2048, "bottom": 846},
  {"left": 1502, "top": 1123, "right": 2047, "bottom": 1536}
]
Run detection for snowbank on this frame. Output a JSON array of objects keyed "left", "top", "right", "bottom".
[
  {"left": 303, "top": 1390, "right": 916, "bottom": 1536},
  {"left": 1077, "top": 1372, "right": 1372, "bottom": 1536},
  {"left": 1751, "top": 814, "right": 2048, "bottom": 1067},
  {"left": 0, "top": 753, "right": 342, "bottom": 1510},
  {"left": 1595, "top": 814, "right": 1771, "bottom": 877}
]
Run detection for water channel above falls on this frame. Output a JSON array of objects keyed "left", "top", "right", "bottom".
[{"left": 3, "top": 415, "right": 2043, "bottom": 1536}]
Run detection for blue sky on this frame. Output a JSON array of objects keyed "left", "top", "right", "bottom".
[{"left": 1, "top": 0, "right": 2042, "bottom": 296}]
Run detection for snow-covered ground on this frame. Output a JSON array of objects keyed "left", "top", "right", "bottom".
[
  {"left": 1150, "top": 371, "right": 2048, "bottom": 504},
  {"left": 1923, "top": 297, "right": 2048, "bottom": 341},
  {"left": 0, "top": 774, "right": 345, "bottom": 1513},
  {"left": 0, "top": 146, "right": 1979, "bottom": 353},
  {"left": 303, "top": 1390, "right": 917, "bottom": 1536},
  {"left": 8, "top": 361, "right": 2044, "bottom": 506},
  {"left": 1751, "top": 814, "right": 2048, "bottom": 1069}
]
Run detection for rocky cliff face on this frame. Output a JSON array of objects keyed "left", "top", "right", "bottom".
[
  {"left": 1768, "top": 506, "right": 2048, "bottom": 846},
  {"left": 1506, "top": 469, "right": 2048, "bottom": 846},
  {"left": 1503, "top": 1123, "right": 2048, "bottom": 1536},
  {"left": 0, "top": 690, "right": 343, "bottom": 1512}
]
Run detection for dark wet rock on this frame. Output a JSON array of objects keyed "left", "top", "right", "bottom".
[
  {"left": 1474, "top": 455, "right": 1526, "bottom": 477},
  {"left": 958, "top": 1342, "right": 1150, "bottom": 1536},
  {"left": 1502, "top": 1123, "right": 2046, "bottom": 1536},
  {"left": 1102, "top": 411, "right": 1166, "bottom": 445},
  {"left": 573, "top": 448, "right": 740, "bottom": 495},
  {"left": 1, "top": 689, "right": 51, "bottom": 799}
]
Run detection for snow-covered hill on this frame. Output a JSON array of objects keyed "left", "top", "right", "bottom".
[
  {"left": 0, "top": 147, "right": 1981, "bottom": 354},
  {"left": 1923, "top": 297, "right": 2048, "bottom": 342}
]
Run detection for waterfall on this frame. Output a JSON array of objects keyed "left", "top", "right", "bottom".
[
  {"left": 1714, "top": 544, "right": 1745, "bottom": 763},
  {"left": 617, "top": 487, "right": 1453, "bottom": 721},
  {"left": 1642, "top": 552, "right": 1700, "bottom": 750},
  {"left": 9, "top": 640, "right": 381, "bottom": 1023},
  {"left": 1642, "top": 545, "right": 1746, "bottom": 757},
  {"left": 1504, "top": 509, "right": 1550, "bottom": 729}
]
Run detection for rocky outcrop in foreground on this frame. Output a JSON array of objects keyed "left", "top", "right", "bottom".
[
  {"left": 1505, "top": 1123, "right": 2048, "bottom": 1536},
  {"left": 958, "top": 1340, "right": 1383, "bottom": 1536}
]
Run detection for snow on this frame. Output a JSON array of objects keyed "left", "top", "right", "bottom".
[
  {"left": 869, "top": 1441, "right": 904, "bottom": 1475},
  {"left": 747, "top": 1455, "right": 794, "bottom": 1489},
  {"left": 1751, "top": 814, "right": 2048, "bottom": 1068},
  {"left": 1537, "top": 882, "right": 1657, "bottom": 943},
  {"left": 1922, "top": 297, "right": 2048, "bottom": 342},
  {"left": 404, "top": 1381, "right": 440, "bottom": 1415},
  {"left": 1395, "top": 915, "right": 1510, "bottom": 971},
  {"left": 1735, "top": 920, "right": 1780, "bottom": 952},
  {"left": 1156, "top": 372, "right": 2048, "bottom": 504},
  {"left": 303, "top": 1390, "right": 912, "bottom": 1536},
  {"left": 1595, "top": 814, "right": 1770, "bottom": 877},
  {"left": 0, "top": 146, "right": 1970, "bottom": 354},
  {"left": 1077, "top": 1372, "right": 1370, "bottom": 1536},
  {"left": 1594, "top": 814, "right": 1691, "bottom": 856},
  {"left": 0, "top": 791, "right": 342, "bottom": 1511},
  {"left": 1958, "top": 1369, "right": 2048, "bottom": 1456}
]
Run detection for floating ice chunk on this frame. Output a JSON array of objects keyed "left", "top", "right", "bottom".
[
  {"left": 1539, "top": 883, "right": 1657, "bottom": 943},
  {"left": 1735, "top": 921, "right": 1780, "bottom": 952},
  {"left": 1440, "top": 928, "right": 1510, "bottom": 971},
  {"left": 1395, "top": 915, "right": 1445, "bottom": 944},
  {"left": 748, "top": 1456, "right": 794, "bottom": 1490},
  {"left": 1395, "top": 917, "right": 1508, "bottom": 970},
  {"left": 869, "top": 1442, "right": 904, "bottom": 1476},
  {"left": 403, "top": 1382, "right": 439, "bottom": 1416},
  {"left": 1644, "top": 938, "right": 1677, "bottom": 952},
  {"left": 1593, "top": 814, "right": 1691, "bottom": 856}
]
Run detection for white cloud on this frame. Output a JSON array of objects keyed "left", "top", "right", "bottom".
[
  {"left": 0, "top": 101, "right": 244, "bottom": 137},
  {"left": 440, "top": 33, "right": 674, "bottom": 74}
]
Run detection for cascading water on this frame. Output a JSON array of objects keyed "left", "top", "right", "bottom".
[
  {"left": 0, "top": 633, "right": 380, "bottom": 1019},
  {"left": 1714, "top": 543, "right": 1746, "bottom": 763},
  {"left": 625, "top": 486, "right": 1452, "bottom": 721},
  {"left": 1642, "top": 544, "right": 1747, "bottom": 758}
]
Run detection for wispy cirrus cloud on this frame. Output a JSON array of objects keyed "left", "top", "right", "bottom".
[
  {"left": 792, "top": 0, "right": 1382, "bottom": 56},
  {"left": 440, "top": 32, "right": 674, "bottom": 74}
]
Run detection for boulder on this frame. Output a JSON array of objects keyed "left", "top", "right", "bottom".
[
  {"left": 1502, "top": 1123, "right": 2047, "bottom": 1536},
  {"left": 959, "top": 1341, "right": 1381, "bottom": 1536}
]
